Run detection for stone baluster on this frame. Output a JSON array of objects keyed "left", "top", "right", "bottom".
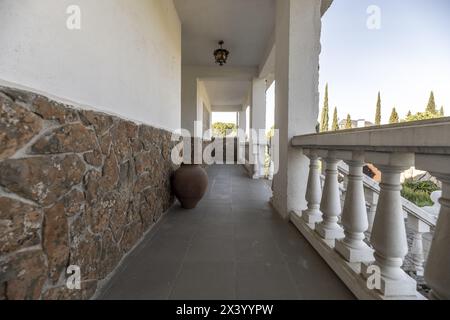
[
  {"left": 424, "top": 176, "right": 450, "bottom": 299},
  {"left": 361, "top": 152, "right": 417, "bottom": 297},
  {"left": 335, "top": 152, "right": 374, "bottom": 262},
  {"left": 315, "top": 151, "right": 344, "bottom": 240},
  {"left": 339, "top": 174, "right": 347, "bottom": 210},
  {"left": 365, "top": 190, "right": 378, "bottom": 235},
  {"left": 407, "top": 215, "right": 430, "bottom": 277},
  {"left": 411, "top": 233, "right": 424, "bottom": 276},
  {"left": 416, "top": 154, "right": 450, "bottom": 299},
  {"left": 302, "top": 149, "right": 323, "bottom": 228}
]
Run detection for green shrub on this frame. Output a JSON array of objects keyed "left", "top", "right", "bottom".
[
  {"left": 401, "top": 179, "right": 439, "bottom": 207},
  {"left": 403, "top": 179, "right": 439, "bottom": 194}
]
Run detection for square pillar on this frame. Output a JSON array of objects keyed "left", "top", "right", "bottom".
[
  {"left": 250, "top": 78, "right": 267, "bottom": 179},
  {"left": 238, "top": 107, "right": 247, "bottom": 137},
  {"left": 271, "top": 0, "right": 322, "bottom": 218}
]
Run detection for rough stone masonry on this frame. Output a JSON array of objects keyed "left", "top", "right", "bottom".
[{"left": 0, "top": 86, "right": 177, "bottom": 299}]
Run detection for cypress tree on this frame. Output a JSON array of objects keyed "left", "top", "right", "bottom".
[
  {"left": 320, "top": 84, "right": 329, "bottom": 132},
  {"left": 389, "top": 107, "right": 399, "bottom": 124},
  {"left": 407, "top": 110, "right": 412, "bottom": 118},
  {"left": 345, "top": 114, "right": 352, "bottom": 129},
  {"left": 331, "top": 107, "right": 339, "bottom": 131},
  {"left": 440, "top": 106, "right": 445, "bottom": 117},
  {"left": 426, "top": 91, "right": 437, "bottom": 114},
  {"left": 375, "top": 91, "right": 382, "bottom": 125}
]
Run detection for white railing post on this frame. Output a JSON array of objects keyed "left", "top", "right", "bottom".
[
  {"left": 361, "top": 152, "right": 417, "bottom": 297},
  {"left": 416, "top": 154, "right": 450, "bottom": 300},
  {"left": 315, "top": 151, "right": 344, "bottom": 240},
  {"left": 424, "top": 176, "right": 450, "bottom": 299},
  {"left": 408, "top": 216, "right": 430, "bottom": 276},
  {"left": 302, "top": 149, "right": 323, "bottom": 228},
  {"left": 411, "top": 233, "right": 425, "bottom": 276},
  {"left": 335, "top": 152, "right": 374, "bottom": 262}
]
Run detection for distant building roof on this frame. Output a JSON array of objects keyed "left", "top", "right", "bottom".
[{"left": 338, "top": 119, "right": 374, "bottom": 129}]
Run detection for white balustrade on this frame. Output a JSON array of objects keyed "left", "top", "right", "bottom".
[
  {"left": 302, "top": 149, "right": 323, "bottom": 228},
  {"left": 290, "top": 118, "right": 450, "bottom": 299},
  {"left": 411, "top": 234, "right": 425, "bottom": 276},
  {"left": 361, "top": 153, "right": 417, "bottom": 297},
  {"left": 315, "top": 151, "right": 344, "bottom": 240},
  {"left": 335, "top": 151, "right": 374, "bottom": 263},
  {"left": 416, "top": 154, "right": 450, "bottom": 300},
  {"left": 407, "top": 215, "right": 430, "bottom": 276},
  {"left": 424, "top": 177, "right": 450, "bottom": 299}
]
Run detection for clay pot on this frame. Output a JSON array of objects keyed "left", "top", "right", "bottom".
[{"left": 172, "top": 164, "right": 209, "bottom": 209}]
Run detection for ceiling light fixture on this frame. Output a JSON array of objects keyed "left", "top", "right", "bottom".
[{"left": 214, "top": 41, "right": 230, "bottom": 66}]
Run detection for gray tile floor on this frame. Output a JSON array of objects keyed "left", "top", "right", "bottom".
[{"left": 98, "top": 165, "right": 354, "bottom": 300}]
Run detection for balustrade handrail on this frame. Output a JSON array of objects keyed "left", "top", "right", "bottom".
[{"left": 292, "top": 117, "right": 450, "bottom": 154}]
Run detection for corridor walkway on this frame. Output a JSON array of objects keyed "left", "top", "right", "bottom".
[{"left": 98, "top": 165, "right": 354, "bottom": 300}]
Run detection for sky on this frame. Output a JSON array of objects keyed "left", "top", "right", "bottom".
[
  {"left": 212, "top": 112, "right": 237, "bottom": 124},
  {"left": 319, "top": 0, "right": 450, "bottom": 124}
]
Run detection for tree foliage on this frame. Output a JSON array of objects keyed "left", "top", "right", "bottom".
[
  {"left": 266, "top": 126, "right": 275, "bottom": 139},
  {"left": 345, "top": 114, "right": 352, "bottom": 129},
  {"left": 426, "top": 91, "right": 437, "bottom": 114},
  {"left": 389, "top": 107, "right": 399, "bottom": 124},
  {"left": 331, "top": 107, "right": 339, "bottom": 131},
  {"left": 320, "top": 84, "right": 329, "bottom": 132},
  {"left": 405, "top": 111, "right": 441, "bottom": 122},
  {"left": 375, "top": 91, "right": 382, "bottom": 125},
  {"left": 212, "top": 122, "right": 237, "bottom": 137},
  {"left": 404, "top": 92, "right": 444, "bottom": 122}
]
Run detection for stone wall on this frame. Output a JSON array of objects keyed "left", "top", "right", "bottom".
[{"left": 0, "top": 86, "right": 177, "bottom": 300}]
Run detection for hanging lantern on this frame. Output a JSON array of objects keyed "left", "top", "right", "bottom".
[{"left": 214, "top": 41, "right": 230, "bottom": 66}]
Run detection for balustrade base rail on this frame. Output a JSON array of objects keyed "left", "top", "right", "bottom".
[{"left": 290, "top": 212, "right": 426, "bottom": 300}]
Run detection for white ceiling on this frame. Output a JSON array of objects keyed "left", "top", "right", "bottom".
[
  {"left": 174, "top": 0, "right": 275, "bottom": 68},
  {"left": 202, "top": 79, "right": 251, "bottom": 108}
]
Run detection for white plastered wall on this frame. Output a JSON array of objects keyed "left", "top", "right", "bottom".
[
  {"left": 0, "top": 0, "right": 181, "bottom": 131},
  {"left": 197, "top": 80, "right": 212, "bottom": 138}
]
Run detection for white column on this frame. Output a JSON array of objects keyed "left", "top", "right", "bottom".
[
  {"left": 238, "top": 107, "right": 247, "bottom": 137},
  {"left": 315, "top": 151, "right": 344, "bottom": 240},
  {"left": 251, "top": 78, "right": 267, "bottom": 179},
  {"left": 181, "top": 66, "right": 198, "bottom": 136},
  {"left": 335, "top": 152, "right": 374, "bottom": 262},
  {"left": 361, "top": 152, "right": 416, "bottom": 297},
  {"left": 272, "top": 0, "right": 322, "bottom": 218},
  {"left": 301, "top": 149, "right": 323, "bottom": 228}
]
